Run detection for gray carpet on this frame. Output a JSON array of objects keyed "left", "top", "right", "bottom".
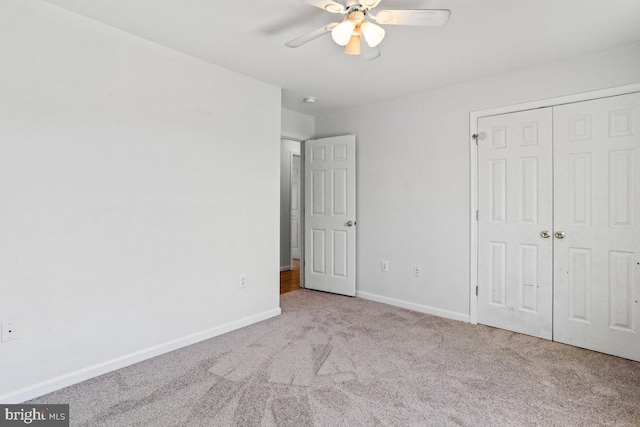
[{"left": 31, "top": 289, "right": 640, "bottom": 426}]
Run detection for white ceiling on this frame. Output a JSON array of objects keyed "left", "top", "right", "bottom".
[{"left": 41, "top": 0, "right": 640, "bottom": 116}]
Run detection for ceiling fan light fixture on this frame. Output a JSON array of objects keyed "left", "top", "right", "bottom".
[
  {"left": 344, "top": 35, "right": 361, "bottom": 55},
  {"left": 331, "top": 19, "right": 356, "bottom": 46},
  {"left": 360, "top": 21, "right": 385, "bottom": 47},
  {"left": 286, "top": 1, "right": 453, "bottom": 61}
]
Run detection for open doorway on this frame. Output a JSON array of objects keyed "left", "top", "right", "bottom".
[
  {"left": 280, "top": 138, "right": 302, "bottom": 294},
  {"left": 280, "top": 259, "right": 300, "bottom": 294}
]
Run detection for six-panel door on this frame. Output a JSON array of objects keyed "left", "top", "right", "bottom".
[
  {"left": 304, "top": 135, "right": 356, "bottom": 297},
  {"left": 553, "top": 92, "right": 640, "bottom": 361},
  {"left": 477, "top": 108, "right": 554, "bottom": 339}
]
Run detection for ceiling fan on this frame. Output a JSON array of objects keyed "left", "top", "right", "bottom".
[{"left": 285, "top": 0, "right": 451, "bottom": 60}]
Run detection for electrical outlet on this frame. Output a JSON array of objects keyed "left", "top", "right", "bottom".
[
  {"left": 381, "top": 260, "right": 389, "bottom": 272},
  {"left": 414, "top": 266, "right": 421, "bottom": 278},
  {"left": 239, "top": 274, "right": 246, "bottom": 289},
  {"left": 2, "top": 320, "right": 18, "bottom": 342}
]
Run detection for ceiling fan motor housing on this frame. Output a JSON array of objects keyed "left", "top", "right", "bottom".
[{"left": 347, "top": 10, "right": 366, "bottom": 25}]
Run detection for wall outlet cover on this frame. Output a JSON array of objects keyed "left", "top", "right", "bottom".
[
  {"left": 414, "top": 266, "right": 422, "bottom": 278},
  {"left": 2, "top": 320, "right": 19, "bottom": 342}
]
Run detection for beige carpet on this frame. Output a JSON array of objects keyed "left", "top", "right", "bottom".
[{"left": 31, "top": 289, "right": 640, "bottom": 426}]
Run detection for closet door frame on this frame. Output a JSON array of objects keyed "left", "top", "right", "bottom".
[{"left": 469, "top": 83, "right": 640, "bottom": 325}]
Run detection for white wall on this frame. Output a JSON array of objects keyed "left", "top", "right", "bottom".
[
  {"left": 282, "top": 108, "right": 314, "bottom": 141},
  {"left": 315, "top": 42, "right": 640, "bottom": 321},
  {"left": 0, "top": 0, "right": 281, "bottom": 402},
  {"left": 279, "top": 108, "right": 312, "bottom": 269}
]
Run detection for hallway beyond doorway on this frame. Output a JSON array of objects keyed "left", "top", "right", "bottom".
[{"left": 280, "top": 259, "right": 300, "bottom": 294}]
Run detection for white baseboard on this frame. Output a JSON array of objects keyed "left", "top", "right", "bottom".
[
  {"left": 356, "top": 291, "right": 470, "bottom": 323},
  {"left": 280, "top": 265, "right": 291, "bottom": 272},
  {"left": 0, "top": 307, "right": 281, "bottom": 404}
]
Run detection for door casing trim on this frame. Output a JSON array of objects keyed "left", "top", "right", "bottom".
[{"left": 469, "top": 82, "right": 640, "bottom": 324}]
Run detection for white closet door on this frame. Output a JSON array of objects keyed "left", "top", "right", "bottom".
[
  {"left": 477, "top": 108, "right": 554, "bottom": 339},
  {"left": 553, "top": 92, "right": 640, "bottom": 361}
]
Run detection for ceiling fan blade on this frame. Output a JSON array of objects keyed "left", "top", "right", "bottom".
[
  {"left": 285, "top": 23, "right": 339, "bottom": 48},
  {"left": 373, "top": 9, "right": 451, "bottom": 26},
  {"left": 360, "top": 0, "right": 383, "bottom": 8},
  {"left": 301, "top": 0, "right": 346, "bottom": 14},
  {"left": 361, "top": 38, "right": 381, "bottom": 61}
]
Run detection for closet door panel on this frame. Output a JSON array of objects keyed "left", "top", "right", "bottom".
[
  {"left": 477, "top": 108, "right": 554, "bottom": 339},
  {"left": 553, "top": 92, "right": 640, "bottom": 362}
]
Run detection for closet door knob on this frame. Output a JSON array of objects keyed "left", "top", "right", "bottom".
[
  {"left": 540, "top": 230, "right": 550, "bottom": 238},
  {"left": 555, "top": 231, "right": 565, "bottom": 239}
]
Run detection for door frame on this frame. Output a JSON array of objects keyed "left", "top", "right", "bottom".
[
  {"left": 469, "top": 82, "right": 640, "bottom": 324},
  {"left": 282, "top": 135, "right": 306, "bottom": 289}
]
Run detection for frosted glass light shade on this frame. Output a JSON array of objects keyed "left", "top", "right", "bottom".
[
  {"left": 331, "top": 20, "right": 356, "bottom": 46},
  {"left": 360, "top": 21, "right": 385, "bottom": 47},
  {"left": 344, "top": 35, "right": 361, "bottom": 55}
]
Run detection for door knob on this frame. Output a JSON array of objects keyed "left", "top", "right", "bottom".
[
  {"left": 540, "top": 230, "right": 550, "bottom": 239},
  {"left": 555, "top": 231, "right": 565, "bottom": 239},
  {"left": 346, "top": 220, "right": 354, "bottom": 227}
]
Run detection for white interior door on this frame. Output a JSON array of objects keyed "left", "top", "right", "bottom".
[
  {"left": 291, "top": 154, "right": 301, "bottom": 260},
  {"left": 477, "top": 108, "right": 554, "bottom": 339},
  {"left": 553, "top": 92, "right": 640, "bottom": 361},
  {"left": 304, "top": 135, "right": 356, "bottom": 296}
]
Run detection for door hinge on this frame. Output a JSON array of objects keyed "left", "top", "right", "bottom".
[
  {"left": 475, "top": 210, "right": 479, "bottom": 221},
  {"left": 476, "top": 285, "right": 478, "bottom": 296}
]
